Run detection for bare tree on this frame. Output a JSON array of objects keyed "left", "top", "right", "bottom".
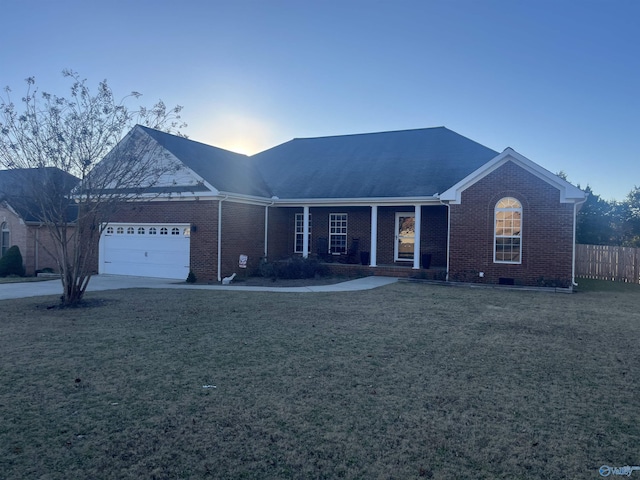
[{"left": 0, "top": 70, "right": 186, "bottom": 305}]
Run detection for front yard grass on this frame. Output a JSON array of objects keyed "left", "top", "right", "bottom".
[
  {"left": 0, "top": 275, "right": 56, "bottom": 284},
  {"left": 1, "top": 281, "right": 639, "bottom": 479}
]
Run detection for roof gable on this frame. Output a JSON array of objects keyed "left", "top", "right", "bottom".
[
  {"left": 439, "top": 148, "right": 586, "bottom": 204},
  {"left": 251, "top": 127, "right": 499, "bottom": 199},
  {"left": 137, "top": 126, "right": 273, "bottom": 198}
]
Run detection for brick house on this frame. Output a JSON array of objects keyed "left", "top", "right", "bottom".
[
  {"left": 0, "top": 168, "right": 79, "bottom": 275},
  {"left": 97, "top": 125, "right": 585, "bottom": 288}
]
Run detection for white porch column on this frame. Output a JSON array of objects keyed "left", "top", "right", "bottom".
[
  {"left": 302, "top": 205, "right": 310, "bottom": 258},
  {"left": 413, "top": 204, "right": 421, "bottom": 269},
  {"left": 370, "top": 205, "right": 378, "bottom": 267}
]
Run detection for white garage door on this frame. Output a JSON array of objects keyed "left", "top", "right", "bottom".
[{"left": 99, "top": 223, "right": 191, "bottom": 279}]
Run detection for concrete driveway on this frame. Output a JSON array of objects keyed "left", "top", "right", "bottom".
[{"left": 0, "top": 275, "right": 399, "bottom": 300}]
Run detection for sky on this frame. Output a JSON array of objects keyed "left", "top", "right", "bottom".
[{"left": 1, "top": 0, "right": 638, "bottom": 201}]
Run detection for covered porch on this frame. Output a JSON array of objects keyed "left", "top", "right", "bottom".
[{"left": 268, "top": 201, "right": 450, "bottom": 275}]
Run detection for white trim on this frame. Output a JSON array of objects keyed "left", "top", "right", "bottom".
[
  {"left": 295, "top": 210, "right": 312, "bottom": 256},
  {"left": 329, "top": 213, "right": 348, "bottom": 254},
  {"left": 394, "top": 212, "right": 415, "bottom": 262},
  {"left": 303, "top": 206, "right": 310, "bottom": 258},
  {"left": 264, "top": 200, "right": 274, "bottom": 259},
  {"left": 370, "top": 206, "right": 378, "bottom": 267},
  {"left": 124, "top": 191, "right": 274, "bottom": 205},
  {"left": 441, "top": 201, "right": 451, "bottom": 280},
  {"left": 216, "top": 191, "right": 280, "bottom": 206},
  {"left": 0, "top": 221, "right": 10, "bottom": 257},
  {"left": 440, "top": 148, "right": 585, "bottom": 204},
  {"left": 273, "top": 196, "right": 441, "bottom": 207},
  {"left": 217, "top": 195, "right": 228, "bottom": 282},
  {"left": 413, "top": 205, "right": 421, "bottom": 269},
  {"left": 493, "top": 197, "right": 523, "bottom": 264}
]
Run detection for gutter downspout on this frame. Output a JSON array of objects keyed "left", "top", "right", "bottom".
[
  {"left": 439, "top": 198, "right": 451, "bottom": 281},
  {"left": 264, "top": 198, "right": 276, "bottom": 260},
  {"left": 35, "top": 226, "right": 39, "bottom": 272},
  {"left": 217, "top": 195, "right": 228, "bottom": 282},
  {"left": 572, "top": 197, "right": 587, "bottom": 287}
]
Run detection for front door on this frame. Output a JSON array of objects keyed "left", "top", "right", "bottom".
[{"left": 395, "top": 213, "right": 415, "bottom": 261}]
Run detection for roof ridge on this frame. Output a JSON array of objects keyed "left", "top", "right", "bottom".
[
  {"left": 136, "top": 125, "right": 249, "bottom": 157},
  {"left": 291, "top": 126, "right": 449, "bottom": 141}
]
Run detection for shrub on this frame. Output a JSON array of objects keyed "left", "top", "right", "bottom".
[
  {"left": 35, "top": 267, "right": 55, "bottom": 275},
  {"left": 0, "top": 245, "right": 26, "bottom": 277},
  {"left": 258, "top": 256, "right": 329, "bottom": 280},
  {"left": 186, "top": 271, "right": 197, "bottom": 283}
]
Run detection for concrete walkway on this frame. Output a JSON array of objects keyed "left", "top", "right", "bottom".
[{"left": 0, "top": 275, "right": 399, "bottom": 300}]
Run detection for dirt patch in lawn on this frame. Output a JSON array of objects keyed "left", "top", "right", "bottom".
[{"left": 1, "top": 281, "right": 639, "bottom": 479}]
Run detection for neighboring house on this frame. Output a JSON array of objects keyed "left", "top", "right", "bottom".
[
  {"left": 96, "top": 125, "right": 586, "bottom": 288},
  {"left": 0, "top": 168, "right": 79, "bottom": 275}
]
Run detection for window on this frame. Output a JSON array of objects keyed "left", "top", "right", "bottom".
[
  {"left": 494, "top": 197, "right": 522, "bottom": 263},
  {"left": 127, "top": 227, "right": 135, "bottom": 234},
  {"left": 116, "top": 226, "right": 124, "bottom": 234},
  {"left": 106, "top": 226, "right": 114, "bottom": 234},
  {"left": 1, "top": 222, "right": 9, "bottom": 257},
  {"left": 171, "top": 227, "right": 180, "bottom": 235},
  {"left": 294, "top": 213, "right": 312, "bottom": 253},
  {"left": 329, "top": 213, "right": 347, "bottom": 254},
  {"left": 160, "top": 227, "right": 168, "bottom": 235},
  {"left": 149, "top": 227, "right": 157, "bottom": 235},
  {"left": 138, "top": 227, "right": 145, "bottom": 234}
]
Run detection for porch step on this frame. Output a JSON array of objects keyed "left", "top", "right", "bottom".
[{"left": 325, "top": 263, "right": 446, "bottom": 280}]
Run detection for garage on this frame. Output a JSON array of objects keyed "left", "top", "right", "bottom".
[{"left": 99, "top": 223, "right": 191, "bottom": 280}]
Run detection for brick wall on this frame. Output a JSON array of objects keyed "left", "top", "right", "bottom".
[
  {"left": 424, "top": 205, "right": 449, "bottom": 267},
  {"left": 219, "top": 201, "right": 266, "bottom": 278},
  {"left": 449, "top": 161, "right": 575, "bottom": 287},
  {"left": 0, "top": 206, "right": 70, "bottom": 275},
  {"left": 26, "top": 225, "right": 65, "bottom": 274},
  {"left": 266, "top": 206, "right": 291, "bottom": 260},
  {"left": 108, "top": 199, "right": 219, "bottom": 282},
  {"left": 1, "top": 205, "right": 28, "bottom": 271}
]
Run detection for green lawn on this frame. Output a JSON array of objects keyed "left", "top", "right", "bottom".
[{"left": 1, "top": 280, "right": 639, "bottom": 479}]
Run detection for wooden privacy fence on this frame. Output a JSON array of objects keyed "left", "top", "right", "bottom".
[{"left": 575, "top": 244, "right": 640, "bottom": 283}]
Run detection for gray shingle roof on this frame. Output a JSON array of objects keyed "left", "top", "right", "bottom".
[
  {"left": 0, "top": 168, "right": 79, "bottom": 222},
  {"left": 138, "top": 126, "right": 273, "bottom": 197},
  {"left": 252, "top": 127, "right": 499, "bottom": 199}
]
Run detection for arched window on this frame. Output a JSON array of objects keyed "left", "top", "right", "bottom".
[
  {"left": 1, "top": 222, "right": 9, "bottom": 257},
  {"left": 494, "top": 197, "right": 522, "bottom": 263}
]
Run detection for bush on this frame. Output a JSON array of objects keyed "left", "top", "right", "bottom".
[
  {"left": 258, "top": 256, "right": 329, "bottom": 280},
  {"left": 0, "top": 245, "right": 25, "bottom": 277},
  {"left": 186, "top": 271, "right": 197, "bottom": 283}
]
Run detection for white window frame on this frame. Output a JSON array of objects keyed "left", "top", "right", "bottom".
[
  {"left": 329, "top": 213, "right": 348, "bottom": 254},
  {"left": 1, "top": 222, "right": 10, "bottom": 258},
  {"left": 394, "top": 212, "right": 415, "bottom": 262},
  {"left": 294, "top": 213, "right": 312, "bottom": 254},
  {"left": 494, "top": 197, "right": 522, "bottom": 264}
]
